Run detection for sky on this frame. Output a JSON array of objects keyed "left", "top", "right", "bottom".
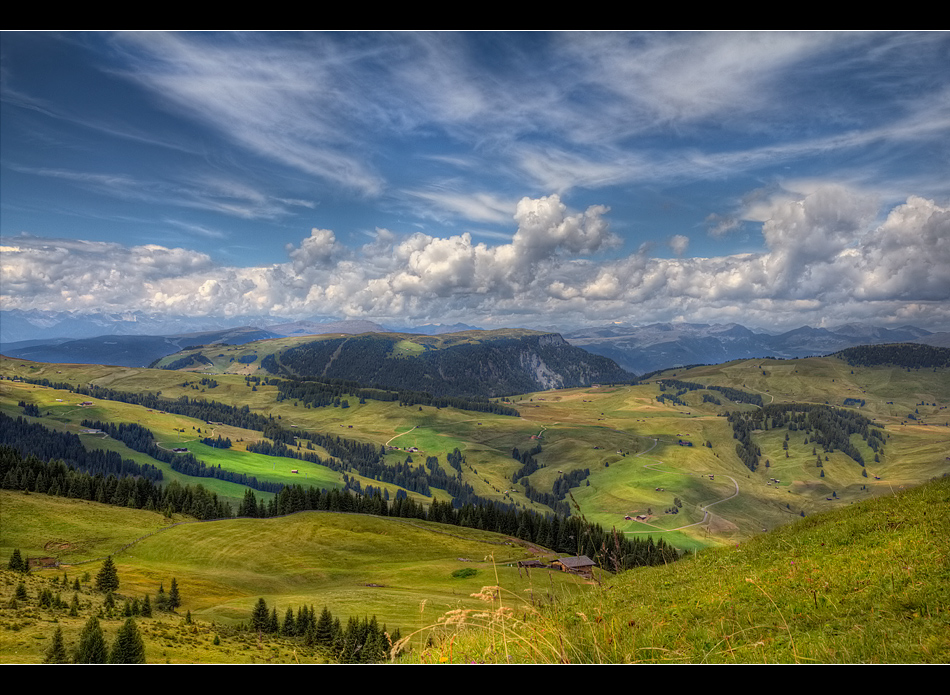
[{"left": 2, "top": 31, "right": 949, "bottom": 332}]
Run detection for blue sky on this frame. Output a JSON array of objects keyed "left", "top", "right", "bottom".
[{"left": 2, "top": 31, "right": 948, "bottom": 331}]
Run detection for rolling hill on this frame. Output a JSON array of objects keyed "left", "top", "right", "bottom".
[
  {"left": 2, "top": 342, "right": 949, "bottom": 662},
  {"left": 153, "top": 328, "right": 635, "bottom": 398}
]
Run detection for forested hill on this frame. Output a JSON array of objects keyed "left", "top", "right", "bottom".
[
  {"left": 833, "top": 343, "right": 950, "bottom": 370},
  {"left": 260, "top": 331, "right": 635, "bottom": 398}
]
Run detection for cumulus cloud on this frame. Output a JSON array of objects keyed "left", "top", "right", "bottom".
[
  {"left": 287, "top": 228, "right": 347, "bottom": 273},
  {"left": 669, "top": 235, "right": 690, "bottom": 256},
  {"left": 3, "top": 190, "right": 948, "bottom": 330}
]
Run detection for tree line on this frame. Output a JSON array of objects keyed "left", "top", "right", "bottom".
[
  {"left": 834, "top": 343, "right": 950, "bottom": 370},
  {"left": 1, "top": 412, "right": 163, "bottom": 483},
  {"left": 80, "top": 418, "right": 282, "bottom": 494},
  {"left": 268, "top": 374, "right": 521, "bottom": 416},
  {"left": 238, "top": 482, "right": 679, "bottom": 571},
  {"left": 246, "top": 597, "right": 395, "bottom": 663},
  {"left": 728, "top": 403, "right": 885, "bottom": 472},
  {"left": 658, "top": 379, "right": 764, "bottom": 407},
  {"left": 1, "top": 444, "right": 232, "bottom": 520}
]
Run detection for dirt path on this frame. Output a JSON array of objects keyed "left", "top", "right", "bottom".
[
  {"left": 623, "top": 437, "right": 741, "bottom": 536},
  {"left": 385, "top": 426, "right": 418, "bottom": 447}
]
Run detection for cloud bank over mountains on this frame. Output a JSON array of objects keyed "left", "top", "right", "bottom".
[{"left": 4, "top": 189, "right": 947, "bottom": 331}]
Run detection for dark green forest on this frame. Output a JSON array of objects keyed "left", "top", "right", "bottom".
[
  {"left": 834, "top": 343, "right": 950, "bottom": 369},
  {"left": 262, "top": 333, "right": 633, "bottom": 398}
]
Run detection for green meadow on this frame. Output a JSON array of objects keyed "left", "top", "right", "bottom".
[
  {"left": 2, "top": 349, "right": 949, "bottom": 663},
  {"left": 3, "top": 352, "right": 949, "bottom": 548},
  {"left": 0, "top": 490, "right": 592, "bottom": 663},
  {"left": 402, "top": 474, "right": 950, "bottom": 664}
]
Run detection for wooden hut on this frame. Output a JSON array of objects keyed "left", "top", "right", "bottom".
[{"left": 551, "top": 555, "right": 596, "bottom": 579}]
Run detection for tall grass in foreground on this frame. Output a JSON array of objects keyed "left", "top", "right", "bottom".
[{"left": 397, "top": 476, "right": 950, "bottom": 664}]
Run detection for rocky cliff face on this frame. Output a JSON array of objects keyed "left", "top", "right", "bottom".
[{"left": 518, "top": 348, "right": 566, "bottom": 391}]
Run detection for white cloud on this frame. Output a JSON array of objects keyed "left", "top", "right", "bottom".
[
  {"left": 3, "top": 190, "right": 948, "bottom": 330},
  {"left": 669, "top": 234, "right": 690, "bottom": 256},
  {"left": 287, "top": 228, "right": 347, "bottom": 273}
]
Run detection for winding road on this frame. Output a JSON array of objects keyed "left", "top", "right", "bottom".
[{"left": 623, "top": 436, "right": 741, "bottom": 536}]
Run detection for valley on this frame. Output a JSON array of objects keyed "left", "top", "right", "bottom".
[{"left": 2, "top": 337, "right": 949, "bottom": 663}]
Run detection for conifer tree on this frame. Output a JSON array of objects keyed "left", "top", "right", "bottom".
[
  {"left": 314, "top": 606, "right": 334, "bottom": 646},
  {"left": 95, "top": 556, "right": 119, "bottom": 593},
  {"left": 168, "top": 578, "right": 181, "bottom": 611},
  {"left": 45, "top": 626, "right": 69, "bottom": 664},
  {"left": 109, "top": 617, "right": 147, "bottom": 664},
  {"left": 251, "top": 597, "right": 269, "bottom": 633},
  {"left": 74, "top": 616, "right": 108, "bottom": 664},
  {"left": 282, "top": 607, "right": 296, "bottom": 637},
  {"left": 7, "top": 548, "right": 27, "bottom": 572}
]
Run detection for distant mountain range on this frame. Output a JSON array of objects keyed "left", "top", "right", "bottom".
[
  {"left": 563, "top": 322, "right": 939, "bottom": 375},
  {"left": 0, "top": 310, "right": 481, "bottom": 344},
  {"left": 0, "top": 326, "right": 282, "bottom": 368},
  {"left": 1, "top": 309, "right": 945, "bottom": 375}
]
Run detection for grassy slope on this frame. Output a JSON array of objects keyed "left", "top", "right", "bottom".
[
  {"left": 3, "top": 476, "right": 947, "bottom": 663},
  {"left": 3, "top": 351, "right": 949, "bottom": 663},
  {"left": 404, "top": 475, "right": 950, "bottom": 664},
  {"left": 0, "top": 490, "right": 592, "bottom": 663}
]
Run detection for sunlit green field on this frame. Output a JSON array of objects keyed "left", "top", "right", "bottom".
[
  {"left": 0, "top": 490, "right": 593, "bottom": 663},
  {"left": 3, "top": 353, "right": 949, "bottom": 549}
]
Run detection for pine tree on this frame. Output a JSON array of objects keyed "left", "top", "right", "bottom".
[
  {"left": 109, "top": 617, "right": 147, "bottom": 664},
  {"left": 45, "top": 626, "right": 69, "bottom": 664},
  {"left": 282, "top": 607, "right": 296, "bottom": 637},
  {"left": 251, "top": 597, "right": 269, "bottom": 633},
  {"left": 168, "top": 578, "right": 181, "bottom": 611},
  {"left": 314, "top": 606, "right": 334, "bottom": 646},
  {"left": 7, "top": 548, "right": 27, "bottom": 572},
  {"left": 74, "top": 616, "right": 108, "bottom": 664},
  {"left": 95, "top": 556, "right": 119, "bottom": 593}
]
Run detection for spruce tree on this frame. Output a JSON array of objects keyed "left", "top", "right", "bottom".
[
  {"left": 314, "top": 606, "right": 334, "bottom": 646},
  {"left": 7, "top": 548, "right": 27, "bottom": 572},
  {"left": 95, "top": 556, "right": 119, "bottom": 593},
  {"left": 168, "top": 578, "right": 181, "bottom": 611},
  {"left": 45, "top": 626, "right": 69, "bottom": 664},
  {"left": 282, "top": 607, "right": 296, "bottom": 637},
  {"left": 251, "top": 598, "right": 269, "bottom": 633},
  {"left": 74, "top": 616, "right": 108, "bottom": 664},
  {"left": 109, "top": 617, "right": 147, "bottom": 664}
]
